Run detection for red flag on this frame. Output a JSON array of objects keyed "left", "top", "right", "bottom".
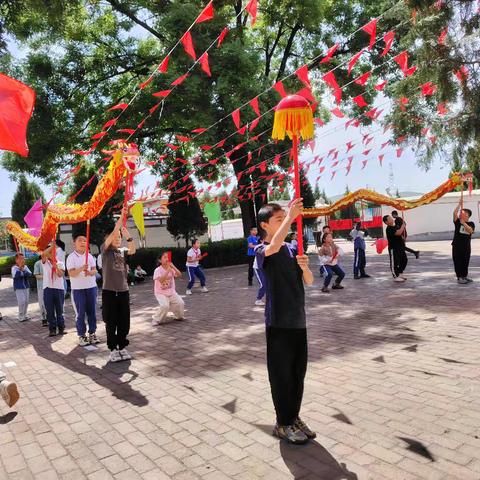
[
  {"left": 273, "top": 81, "right": 287, "bottom": 98},
  {"left": 117, "top": 129, "right": 136, "bottom": 135},
  {"left": 381, "top": 31, "right": 395, "bottom": 57},
  {"left": 355, "top": 71, "right": 371, "bottom": 86},
  {"left": 378, "top": 154, "right": 384, "bottom": 166},
  {"left": 171, "top": 73, "right": 189, "bottom": 86},
  {"left": 375, "top": 80, "right": 387, "bottom": 91},
  {"left": 192, "top": 128, "right": 207, "bottom": 133},
  {"left": 396, "top": 148, "right": 403, "bottom": 158},
  {"left": 362, "top": 19, "right": 377, "bottom": 51},
  {"left": 181, "top": 31, "right": 196, "bottom": 60},
  {"left": 348, "top": 50, "right": 364, "bottom": 75},
  {"left": 353, "top": 95, "right": 368, "bottom": 108},
  {"left": 331, "top": 108, "right": 345, "bottom": 118},
  {"left": 217, "top": 27, "right": 229, "bottom": 48},
  {"left": 346, "top": 141, "right": 355, "bottom": 152},
  {"left": 249, "top": 117, "right": 260, "bottom": 132},
  {"left": 394, "top": 51, "right": 417, "bottom": 77},
  {"left": 362, "top": 149, "right": 371, "bottom": 156},
  {"left": 454, "top": 65, "right": 468, "bottom": 83},
  {"left": 199, "top": 52, "right": 211, "bottom": 76},
  {"left": 322, "top": 71, "right": 342, "bottom": 104},
  {"left": 102, "top": 118, "right": 117, "bottom": 130},
  {"left": 249, "top": 97, "right": 260, "bottom": 116},
  {"left": 91, "top": 132, "right": 107, "bottom": 139},
  {"left": 152, "top": 89, "right": 172, "bottom": 98},
  {"left": 438, "top": 27, "right": 448, "bottom": 45},
  {"left": 314, "top": 118, "right": 325, "bottom": 126},
  {"left": 295, "top": 65, "right": 311, "bottom": 88},
  {"left": 149, "top": 102, "right": 161, "bottom": 114},
  {"left": 237, "top": 125, "right": 247, "bottom": 135},
  {"left": 365, "top": 108, "right": 377, "bottom": 119},
  {"left": 320, "top": 44, "right": 339, "bottom": 64},
  {"left": 139, "top": 77, "right": 153, "bottom": 90},
  {"left": 421, "top": 82, "right": 437, "bottom": 96},
  {"left": 246, "top": 0, "right": 258, "bottom": 26},
  {"left": 361, "top": 159, "right": 368, "bottom": 169},
  {"left": 437, "top": 102, "right": 448, "bottom": 115},
  {"left": 108, "top": 103, "right": 128, "bottom": 111},
  {"left": 176, "top": 135, "right": 191, "bottom": 143},
  {"left": 158, "top": 56, "right": 170, "bottom": 73},
  {"left": 231, "top": 109, "right": 241, "bottom": 129},
  {"left": 297, "top": 87, "right": 315, "bottom": 103},
  {"left": 196, "top": 1, "right": 214, "bottom": 23}
]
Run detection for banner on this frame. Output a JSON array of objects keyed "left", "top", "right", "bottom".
[{"left": 130, "top": 202, "right": 145, "bottom": 237}]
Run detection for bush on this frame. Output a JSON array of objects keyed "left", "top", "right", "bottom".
[
  {"left": 128, "top": 238, "right": 248, "bottom": 274},
  {"left": 0, "top": 255, "right": 39, "bottom": 276}
]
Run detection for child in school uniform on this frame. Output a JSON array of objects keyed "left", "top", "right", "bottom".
[
  {"left": 152, "top": 252, "right": 185, "bottom": 325},
  {"left": 255, "top": 199, "right": 316, "bottom": 445},
  {"left": 185, "top": 239, "right": 208, "bottom": 295},
  {"left": 11, "top": 253, "right": 32, "bottom": 322},
  {"left": 318, "top": 233, "right": 345, "bottom": 293}
]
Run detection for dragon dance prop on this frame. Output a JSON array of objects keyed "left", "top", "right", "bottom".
[
  {"left": 272, "top": 94, "right": 314, "bottom": 255},
  {"left": 303, "top": 173, "right": 464, "bottom": 218},
  {"left": 6, "top": 143, "right": 140, "bottom": 252}
]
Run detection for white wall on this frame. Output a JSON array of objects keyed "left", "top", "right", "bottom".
[
  {"left": 381, "top": 190, "right": 480, "bottom": 239},
  {"left": 209, "top": 219, "right": 244, "bottom": 241}
]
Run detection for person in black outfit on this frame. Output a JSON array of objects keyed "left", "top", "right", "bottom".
[
  {"left": 256, "top": 199, "right": 315, "bottom": 445},
  {"left": 383, "top": 215, "right": 408, "bottom": 282},
  {"left": 452, "top": 202, "right": 475, "bottom": 284},
  {"left": 392, "top": 211, "right": 419, "bottom": 259}
]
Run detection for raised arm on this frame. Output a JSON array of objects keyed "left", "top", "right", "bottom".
[
  {"left": 121, "top": 226, "right": 136, "bottom": 256},
  {"left": 453, "top": 202, "right": 461, "bottom": 222},
  {"left": 104, "top": 216, "right": 123, "bottom": 250},
  {"left": 265, "top": 198, "right": 303, "bottom": 256}
]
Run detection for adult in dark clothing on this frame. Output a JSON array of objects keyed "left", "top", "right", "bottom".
[
  {"left": 392, "top": 211, "right": 419, "bottom": 259},
  {"left": 452, "top": 202, "right": 475, "bottom": 284},
  {"left": 383, "top": 215, "right": 408, "bottom": 282}
]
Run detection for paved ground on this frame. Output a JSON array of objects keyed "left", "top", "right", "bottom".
[{"left": 0, "top": 239, "right": 480, "bottom": 480}]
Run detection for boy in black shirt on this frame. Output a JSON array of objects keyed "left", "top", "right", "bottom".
[
  {"left": 452, "top": 202, "right": 475, "bottom": 284},
  {"left": 383, "top": 215, "right": 408, "bottom": 283},
  {"left": 256, "top": 199, "right": 315, "bottom": 445},
  {"left": 392, "top": 211, "right": 420, "bottom": 259}
]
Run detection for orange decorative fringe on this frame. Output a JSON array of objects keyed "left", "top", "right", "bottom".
[
  {"left": 303, "top": 174, "right": 463, "bottom": 218},
  {"left": 272, "top": 107, "right": 314, "bottom": 141}
]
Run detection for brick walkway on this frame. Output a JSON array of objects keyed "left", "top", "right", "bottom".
[{"left": 0, "top": 240, "right": 479, "bottom": 480}]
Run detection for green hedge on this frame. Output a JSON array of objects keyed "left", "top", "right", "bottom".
[
  {"left": 128, "top": 238, "right": 248, "bottom": 274},
  {"left": 0, "top": 255, "right": 39, "bottom": 276}
]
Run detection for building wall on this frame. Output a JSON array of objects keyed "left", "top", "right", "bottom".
[{"left": 380, "top": 190, "right": 480, "bottom": 240}]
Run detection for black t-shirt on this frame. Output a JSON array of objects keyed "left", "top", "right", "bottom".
[
  {"left": 386, "top": 225, "right": 403, "bottom": 250},
  {"left": 452, "top": 219, "right": 475, "bottom": 248},
  {"left": 255, "top": 243, "right": 305, "bottom": 329}
]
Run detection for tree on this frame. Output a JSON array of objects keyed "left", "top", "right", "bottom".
[
  {"left": 313, "top": 183, "right": 321, "bottom": 201},
  {"left": 68, "top": 164, "right": 118, "bottom": 250},
  {"left": 11, "top": 174, "right": 45, "bottom": 227},
  {"left": 166, "top": 161, "right": 207, "bottom": 247}
]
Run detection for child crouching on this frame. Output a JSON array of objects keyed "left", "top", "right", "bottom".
[{"left": 152, "top": 252, "right": 185, "bottom": 325}]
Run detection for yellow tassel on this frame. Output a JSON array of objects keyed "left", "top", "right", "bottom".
[{"left": 272, "top": 107, "right": 314, "bottom": 141}]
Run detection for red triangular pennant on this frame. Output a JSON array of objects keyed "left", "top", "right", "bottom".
[
  {"left": 196, "top": 1, "right": 214, "bottom": 23},
  {"left": 295, "top": 65, "right": 311, "bottom": 88},
  {"left": 246, "top": 0, "right": 258, "bottom": 26},
  {"left": 381, "top": 31, "right": 395, "bottom": 57},
  {"left": 217, "top": 27, "right": 229, "bottom": 48},
  {"left": 158, "top": 56, "right": 170, "bottom": 73},
  {"left": 181, "top": 31, "right": 197, "bottom": 60},
  {"left": 353, "top": 95, "right": 368, "bottom": 108},
  {"left": 273, "top": 81, "right": 287, "bottom": 98},
  {"left": 249, "top": 97, "right": 260, "bottom": 116},
  {"left": 348, "top": 50, "right": 364, "bottom": 75},
  {"left": 231, "top": 109, "right": 241, "bottom": 129},
  {"left": 108, "top": 103, "right": 128, "bottom": 111},
  {"left": 355, "top": 71, "right": 371, "bottom": 86},
  {"left": 152, "top": 90, "right": 172, "bottom": 98},
  {"left": 320, "top": 44, "right": 339, "bottom": 64},
  {"left": 199, "top": 52, "right": 211, "bottom": 77},
  {"left": 362, "top": 19, "right": 377, "bottom": 51},
  {"left": 171, "top": 73, "right": 189, "bottom": 86}
]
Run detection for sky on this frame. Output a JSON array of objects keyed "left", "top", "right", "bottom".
[{"left": 1, "top": 19, "right": 452, "bottom": 217}]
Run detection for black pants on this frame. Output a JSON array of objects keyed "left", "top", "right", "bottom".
[
  {"left": 247, "top": 256, "right": 255, "bottom": 283},
  {"left": 266, "top": 327, "right": 308, "bottom": 426},
  {"left": 404, "top": 245, "right": 417, "bottom": 255},
  {"left": 452, "top": 244, "right": 471, "bottom": 278},
  {"left": 389, "top": 248, "right": 408, "bottom": 277},
  {"left": 353, "top": 248, "right": 366, "bottom": 277},
  {"left": 102, "top": 290, "right": 130, "bottom": 351}
]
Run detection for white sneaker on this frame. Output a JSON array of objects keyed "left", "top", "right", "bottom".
[
  {"left": 151, "top": 317, "right": 160, "bottom": 326},
  {"left": 119, "top": 349, "right": 132, "bottom": 360},
  {"left": 394, "top": 277, "right": 406, "bottom": 283},
  {"left": 255, "top": 300, "right": 265, "bottom": 306},
  {"left": 186, "top": 289, "right": 192, "bottom": 295},
  {"left": 78, "top": 336, "right": 89, "bottom": 346},
  {"left": 89, "top": 333, "right": 100, "bottom": 344},
  {"left": 201, "top": 286, "right": 209, "bottom": 293},
  {"left": 109, "top": 350, "right": 122, "bottom": 362},
  {"left": 0, "top": 380, "right": 20, "bottom": 407}
]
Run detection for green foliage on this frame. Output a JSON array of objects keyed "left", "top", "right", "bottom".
[
  {"left": 127, "top": 238, "right": 248, "bottom": 275},
  {"left": 10, "top": 174, "right": 45, "bottom": 227}
]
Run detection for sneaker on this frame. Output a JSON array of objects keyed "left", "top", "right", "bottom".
[
  {"left": 151, "top": 317, "right": 160, "bottom": 326},
  {"left": 109, "top": 349, "right": 122, "bottom": 363},
  {"left": 360, "top": 274, "right": 371, "bottom": 278},
  {"left": 354, "top": 275, "right": 361, "bottom": 280},
  {"left": 89, "top": 333, "right": 100, "bottom": 344},
  {"left": 415, "top": 251, "right": 420, "bottom": 259},
  {"left": 58, "top": 327, "right": 65, "bottom": 335},
  {"left": 174, "top": 317, "right": 185, "bottom": 322},
  {"left": 201, "top": 286, "right": 209, "bottom": 293},
  {"left": 186, "top": 289, "right": 192, "bottom": 295},
  {"left": 321, "top": 287, "right": 330, "bottom": 293},
  {"left": 78, "top": 336, "right": 89, "bottom": 346},
  {"left": 0, "top": 313, "right": 2, "bottom": 321},
  {"left": 394, "top": 276, "right": 406, "bottom": 283},
  {"left": 273, "top": 424, "right": 308, "bottom": 445},
  {"left": 42, "top": 319, "right": 48, "bottom": 327},
  {"left": 19, "top": 317, "right": 28, "bottom": 322},
  {"left": 248, "top": 281, "right": 253, "bottom": 286},
  {"left": 466, "top": 277, "right": 474, "bottom": 283},
  {"left": 457, "top": 277, "right": 469, "bottom": 285},
  {"left": 24, "top": 316, "right": 31, "bottom": 321},
  {"left": 295, "top": 418, "right": 317, "bottom": 439},
  {"left": 48, "top": 329, "right": 57, "bottom": 337},
  {"left": 0, "top": 380, "right": 20, "bottom": 407},
  {"left": 332, "top": 284, "right": 344, "bottom": 290},
  {"left": 255, "top": 299, "right": 265, "bottom": 306},
  {"left": 119, "top": 349, "right": 132, "bottom": 361}
]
